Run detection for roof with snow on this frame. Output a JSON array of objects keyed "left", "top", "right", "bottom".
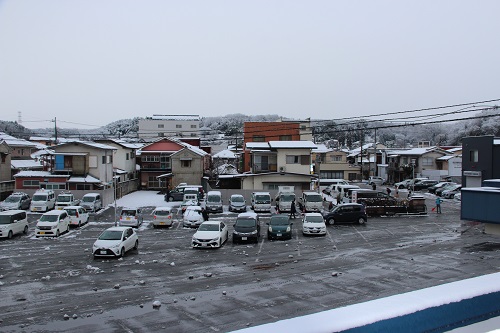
[
  {"left": 437, "top": 154, "right": 462, "bottom": 161},
  {"left": 55, "top": 141, "right": 116, "bottom": 151},
  {"left": 11, "top": 159, "right": 42, "bottom": 169},
  {"left": 268, "top": 141, "right": 317, "bottom": 149},
  {"left": 14, "top": 171, "right": 70, "bottom": 178},
  {"left": 67, "top": 175, "right": 101, "bottom": 183},
  {"left": 312, "top": 144, "right": 331, "bottom": 153},
  {"left": 245, "top": 142, "right": 270, "bottom": 149},
  {"left": 0, "top": 132, "right": 41, "bottom": 148},
  {"left": 385, "top": 146, "right": 450, "bottom": 156},
  {"left": 148, "top": 115, "right": 200, "bottom": 121},
  {"left": 213, "top": 149, "right": 236, "bottom": 159}
]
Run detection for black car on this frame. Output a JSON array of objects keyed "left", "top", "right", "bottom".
[
  {"left": 412, "top": 180, "right": 439, "bottom": 191},
  {"left": 435, "top": 183, "right": 458, "bottom": 197},
  {"left": 322, "top": 203, "right": 367, "bottom": 225},
  {"left": 428, "top": 182, "right": 454, "bottom": 194},
  {"left": 165, "top": 186, "right": 204, "bottom": 202},
  {"left": 232, "top": 212, "right": 260, "bottom": 243}
]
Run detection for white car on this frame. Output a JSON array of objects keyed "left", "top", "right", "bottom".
[
  {"left": 302, "top": 213, "right": 326, "bottom": 236},
  {"left": 35, "top": 210, "right": 70, "bottom": 237},
  {"left": 183, "top": 206, "right": 204, "bottom": 228},
  {"left": 192, "top": 221, "right": 229, "bottom": 248},
  {"left": 119, "top": 208, "right": 143, "bottom": 228},
  {"left": 0, "top": 210, "right": 29, "bottom": 239},
  {"left": 64, "top": 206, "right": 90, "bottom": 227},
  {"left": 152, "top": 206, "right": 173, "bottom": 228},
  {"left": 92, "top": 226, "right": 139, "bottom": 258}
]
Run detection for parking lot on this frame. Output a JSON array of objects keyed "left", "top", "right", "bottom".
[{"left": 0, "top": 191, "right": 499, "bottom": 333}]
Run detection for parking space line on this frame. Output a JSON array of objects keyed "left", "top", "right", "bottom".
[
  {"left": 353, "top": 226, "right": 372, "bottom": 247},
  {"left": 257, "top": 237, "right": 265, "bottom": 254},
  {"left": 295, "top": 233, "right": 301, "bottom": 256}
]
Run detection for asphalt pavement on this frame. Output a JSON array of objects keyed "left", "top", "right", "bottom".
[{"left": 0, "top": 193, "right": 499, "bottom": 333}]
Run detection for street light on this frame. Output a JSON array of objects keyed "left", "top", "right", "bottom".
[{"left": 411, "top": 158, "right": 416, "bottom": 193}]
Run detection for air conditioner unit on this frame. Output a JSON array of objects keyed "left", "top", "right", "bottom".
[{"left": 279, "top": 166, "right": 286, "bottom": 173}]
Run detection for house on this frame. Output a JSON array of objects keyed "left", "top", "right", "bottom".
[
  {"left": 95, "top": 139, "right": 143, "bottom": 182},
  {"left": 347, "top": 143, "right": 387, "bottom": 180},
  {"left": 240, "top": 140, "right": 317, "bottom": 191},
  {"left": 312, "top": 144, "right": 361, "bottom": 181},
  {"left": 0, "top": 132, "right": 44, "bottom": 160},
  {"left": 138, "top": 138, "right": 209, "bottom": 190},
  {"left": 461, "top": 135, "right": 500, "bottom": 187},
  {"left": 138, "top": 115, "right": 200, "bottom": 139},
  {"left": 0, "top": 141, "right": 14, "bottom": 199}
]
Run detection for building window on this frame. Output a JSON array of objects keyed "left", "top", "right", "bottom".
[
  {"left": 158, "top": 124, "right": 164, "bottom": 128},
  {"left": 321, "top": 171, "right": 344, "bottom": 179},
  {"left": 191, "top": 124, "right": 197, "bottom": 129},
  {"left": 279, "top": 135, "right": 292, "bottom": 141},
  {"left": 76, "top": 184, "right": 92, "bottom": 190},
  {"left": 470, "top": 150, "right": 478, "bottom": 162},
  {"left": 330, "top": 155, "right": 343, "bottom": 162},
  {"left": 190, "top": 133, "right": 197, "bottom": 137},
  {"left": 158, "top": 133, "right": 165, "bottom": 137},
  {"left": 44, "top": 183, "right": 66, "bottom": 190},
  {"left": 253, "top": 135, "right": 265, "bottom": 142},
  {"left": 126, "top": 153, "right": 129, "bottom": 161},
  {"left": 181, "top": 160, "right": 192, "bottom": 168},
  {"left": 286, "top": 155, "right": 299, "bottom": 164},
  {"left": 176, "top": 124, "right": 182, "bottom": 128},
  {"left": 422, "top": 157, "right": 433, "bottom": 166},
  {"left": 142, "top": 155, "right": 159, "bottom": 162},
  {"left": 23, "top": 180, "right": 40, "bottom": 187}
]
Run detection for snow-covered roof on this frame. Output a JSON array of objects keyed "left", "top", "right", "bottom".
[
  {"left": 216, "top": 163, "right": 239, "bottom": 175},
  {"left": 55, "top": 140, "right": 117, "bottom": 151},
  {"left": 312, "top": 144, "right": 332, "bottom": 153},
  {"left": 268, "top": 141, "right": 317, "bottom": 149},
  {"left": 31, "top": 149, "right": 54, "bottom": 158},
  {"left": 11, "top": 159, "right": 42, "bottom": 169},
  {"left": 14, "top": 171, "right": 70, "bottom": 178},
  {"left": 386, "top": 146, "right": 449, "bottom": 156},
  {"left": 213, "top": 149, "right": 236, "bottom": 159},
  {"left": 446, "top": 147, "right": 462, "bottom": 153},
  {"left": 437, "top": 155, "right": 461, "bottom": 161},
  {"left": 0, "top": 132, "right": 40, "bottom": 148},
  {"left": 494, "top": 139, "right": 500, "bottom": 145},
  {"left": 106, "top": 139, "right": 144, "bottom": 149},
  {"left": 67, "top": 175, "right": 101, "bottom": 183},
  {"left": 113, "top": 168, "right": 127, "bottom": 174},
  {"left": 148, "top": 115, "right": 200, "bottom": 121},
  {"left": 245, "top": 142, "right": 270, "bottom": 149}
]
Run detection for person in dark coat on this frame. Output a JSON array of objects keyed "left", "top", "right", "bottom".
[
  {"left": 201, "top": 207, "right": 209, "bottom": 221},
  {"left": 386, "top": 187, "right": 392, "bottom": 196},
  {"left": 290, "top": 199, "right": 297, "bottom": 218},
  {"left": 372, "top": 183, "right": 377, "bottom": 190}
]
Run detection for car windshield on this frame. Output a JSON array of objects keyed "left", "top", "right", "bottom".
[
  {"left": 32, "top": 195, "right": 47, "bottom": 201},
  {"left": 207, "top": 195, "right": 220, "bottom": 203},
  {"left": 98, "top": 230, "right": 123, "bottom": 240},
  {"left": 255, "top": 195, "right": 270, "bottom": 203},
  {"left": 121, "top": 210, "right": 136, "bottom": 217},
  {"left": 280, "top": 194, "right": 295, "bottom": 201},
  {"left": 198, "top": 224, "right": 220, "bottom": 232},
  {"left": 270, "top": 216, "right": 290, "bottom": 226},
  {"left": 5, "top": 196, "right": 21, "bottom": 203},
  {"left": 154, "top": 210, "right": 170, "bottom": 216},
  {"left": 82, "top": 196, "right": 95, "bottom": 202},
  {"left": 39, "top": 215, "right": 58, "bottom": 222},
  {"left": 305, "top": 215, "right": 324, "bottom": 223},
  {"left": 0, "top": 216, "right": 12, "bottom": 224},
  {"left": 306, "top": 195, "right": 322, "bottom": 202},
  {"left": 231, "top": 196, "right": 244, "bottom": 202},
  {"left": 65, "top": 209, "right": 78, "bottom": 216},
  {"left": 236, "top": 218, "right": 256, "bottom": 227},
  {"left": 57, "top": 195, "right": 71, "bottom": 202}
]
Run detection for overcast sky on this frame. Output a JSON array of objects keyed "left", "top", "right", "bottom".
[{"left": 1, "top": 1, "right": 499, "bottom": 129}]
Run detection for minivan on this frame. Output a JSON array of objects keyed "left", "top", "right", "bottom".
[
  {"left": 80, "top": 193, "right": 102, "bottom": 212},
  {"left": 0, "top": 210, "right": 28, "bottom": 238},
  {"left": 233, "top": 212, "right": 260, "bottom": 243},
  {"left": 35, "top": 210, "right": 70, "bottom": 237},
  {"left": 30, "top": 190, "right": 56, "bottom": 212},
  {"left": 206, "top": 191, "right": 223, "bottom": 213},
  {"left": 229, "top": 194, "right": 246, "bottom": 213}
]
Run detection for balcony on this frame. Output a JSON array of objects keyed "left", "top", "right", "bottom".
[{"left": 252, "top": 163, "right": 278, "bottom": 173}]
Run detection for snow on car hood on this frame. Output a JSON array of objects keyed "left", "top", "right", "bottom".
[
  {"left": 36, "top": 221, "right": 58, "bottom": 227},
  {"left": 193, "top": 230, "right": 220, "bottom": 239},
  {"left": 303, "top": 222, "right": 325, "bottom": 228},
  {"left": 94, "top": 239, "right": 121, "bottom": 249}
]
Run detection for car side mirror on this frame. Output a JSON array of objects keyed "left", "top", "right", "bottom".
[{"left": 123, "top": 236, "right": 128, "bottom": 240}]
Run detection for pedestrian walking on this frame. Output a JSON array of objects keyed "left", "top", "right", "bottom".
[
  {"left": 435, "top": 197, "right": 442, "bottom": 214},
  {"left": 336, "top": 192, "right": 342, "bottom": 205},
  {"left": 372, "top": 183, "right": 377, "bottom": 190},
  {"left": 328, "top": 200, "right": 334, "bottom": 210},
  {"left": 290, "top": 199, "right": 297, "bottom": 219},
  {"left": 386, "top": 187, "right": 392, "bottom": 196},
  {"left": 395, "top": 186, "right": 399, "bottom": 198},
  {"left": 201, "top": 207, "right": 209, "bottom": 221}
]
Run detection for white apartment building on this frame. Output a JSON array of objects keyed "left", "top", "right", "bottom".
[{"left": 138, "top": 115, "right": 200, "bottom": 139}]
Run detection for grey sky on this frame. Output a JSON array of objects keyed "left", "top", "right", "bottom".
[{"left": 1, "top": 0, "right": 499, "bottom": 129}]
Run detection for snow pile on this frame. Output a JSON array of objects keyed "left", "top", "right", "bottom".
[{"left": 114, "top": 191, "right": 179, "bottom": 209}]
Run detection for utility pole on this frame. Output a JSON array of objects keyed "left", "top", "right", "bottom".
[{"left": 53, "top": 117, "right": 58, "bottom": 144}]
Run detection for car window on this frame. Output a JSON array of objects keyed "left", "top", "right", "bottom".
[
  {"left": 98, "top": 230, "right": 122, "bottom": 240},
  {"left": 342, "top": 206, "right": 353, "bottom": 213},
  {"left": 236, "top": 218, "right": 256, "bottom": 227}
]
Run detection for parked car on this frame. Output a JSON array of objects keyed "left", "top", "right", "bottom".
[
  {"left": 0, "top": 210, "right": 28, "bottom": 238},
  {"left": 233, "top": 212, "right": 260, "bottom": 243},
  {"left": 152, "top": 206, "right": 173, "bottom": 228},
  {"left": 80, "top": 193, "right": 102, "bottom": 212},
  {"left": 180, "top": 193, "right": 199, "bottom": 214},
  {"left": 428, "top": 182, "right": 455, "bottom": 194},
  {"left": 368, "top": 176, "right": 386, "bottom": 186},
  {"left": 92, "top": 226, "right": 139, "bottom": 258},
  {"left": 302, "top": 213, "right": 326, "bottom": 236},
  {"left": 442, "top": 185, "right": 462, "bottom": 199},
  {"left": 30, "top": 189, "right": 56, "bottom": 212},
  {"left": 64, "top": 206, "right": 90, "bottom": 227},
  {"left": 394, "top": 179, "right": 412, "bottom": 189},
  {"left": 165, "top": 185, "right": 204, "bottom": 201},
  {"left": 406, "top": 178, "right": 430, "bottom": 190},
  {"left": 251, "top": 192, "right": 272, "bottom": 212},
  {"left": 454, "top": 192, "right": 462, "bottom": 201},
  {"left": 267, "top": 214, "right": 293, "bottom": 240},
  {"left": 206, "top": 191, "right": 223, "bottom": 213},
  {"left": 35, "top": 210, "right": 70, "bottom": 237},
  {"left": 119, "top": 208, "right": 143, "bottom": 228},
  {"left": 191, "top": 221, "right": 229, "bottom": 248},
  {"left": 183, "top": 206, "right": 204, "bottom": 228},
  {"left": 435, "top": 183, "right": 459, "bottom": 197},
  {"left": 0, "top": 192, "right": 31, "bottom": 211},
  {"left": 55, "top": 191, "right": 80, "bottom": 210},
  {"left": 322, "top": 203, "right": 367, "bottom": 225},
  {"left": 412, "top": 180, "right": 439, "bottom": 191},
  {"left": 228, "top": 194, "right": 247, "bottom": 213}
]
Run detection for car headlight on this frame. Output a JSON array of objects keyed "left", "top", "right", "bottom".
[
  {"left": 51, "top": 225, "right": 58, "bottom": 229},
  {"left": 0, "top": 225, "right": 7, "bottom": 230},
  {"left": 211, "top": 237, "right": 220, "bottom": 242},
  {"left": 233, "top": 230, "right": 240, "bottom": 235},
  {"left": 286, "top": 226, "right": 291, "bottom": 232},
  {"left": 250, "top": 230, "right": 257, "bottom": 234},
  {"left": 268, "top": 226, "right": 273, "bottom": 232},
  {"left": 110, "top": 244, "right": 121, "bottom": 251}
]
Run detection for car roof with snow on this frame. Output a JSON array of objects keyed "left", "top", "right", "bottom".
[
  {"left": 104, "top": 226, "right": 132, "bottom": 232},
  {"left": 237, "top": 212, "right": 258, "bottom": 219},
  {"left": 200, "top": 220, "right": 222, "bottom": 226},
  {"left": 153, "top": 206, "right": 172, "bottom": 211},
  {"left": 304, "top": 212, "right": 323, "bottom": 217},
  {"left": 63, "top": 205, "right": 85, "bottom": 209},
  {"left": 41, "top": 210, "right": 68, "bottom": 216}
]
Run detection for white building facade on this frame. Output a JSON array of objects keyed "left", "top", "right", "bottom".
[{"left": 138, "top": 115, "right": 200, "bottom": 139}]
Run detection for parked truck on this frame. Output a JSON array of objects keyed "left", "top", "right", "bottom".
[
  {"left": 298, "top": 191, "right": 323, "bottom": 212},
  {"left": 55, "top": 192, "right": 80, "bottom": 210},
  {"left": 275, "top": 186, "right": 296, "bottom": 212}
]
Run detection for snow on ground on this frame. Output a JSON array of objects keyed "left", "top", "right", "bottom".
[{"left": 113, "top": 191, "right": 179, "bottom": 209}]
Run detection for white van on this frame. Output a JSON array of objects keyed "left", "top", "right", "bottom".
[
  {"left": 80, "top": 193, "right": 102, "bottom": 212},
  {"left": 321, "top": 179, "right": 350, "bottom": 194},
  {"left": 0, "top": 210, "right": 28, "bottom": 238},
  {"left": 299, "top": 191, "right": 324, "bottom": 212},
  {"left": 35, "top": 210, "right": 70, "bottom": 237},
  {"left": 30, "top": 190, "right": 56, "bottom": 212},
  {"left": 331, "top": 184, "right": 361, "bottom": 199},
  {"left": 251, "top": 192, "right": 272, "bottom": 212},
  {"left": 206, "top": 191, "right": 223, "bottom": 213}
]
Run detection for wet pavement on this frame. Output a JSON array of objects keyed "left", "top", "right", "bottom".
[{"left": 0, "top": 195, "right": 499, "bottom": 332}]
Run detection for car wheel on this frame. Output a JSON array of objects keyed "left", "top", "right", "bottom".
[
  {"left": 7, "top": 230, "right": 13, "bottom": 239},
  {"left": 78, "top": 221, "right": 81, "bottom": 228},
  {"left": 358, "top": 217, "right": 366, "bottom": 225},
  {"left": 327, "top": 218, "right": 335, "bottom": 225},
  {"left": 120, "top": 247, "right": 125, "bottom": 258},
  {"left": 168, "top": 196, "right": 174, "bottom": 202},
  {"left": 56, "top": 230, "right": 60, "bottom": 237},
  {"left": 152, "top": 224, "right": 157, "bottom": 229},
  {"left": 66, "top": 226, "right": 70, "bottom": 233},
  {"left": 23, "top": 225, "right": 28, "bottom": 235},
  {"left": 134, "top": 240, "right": 139, "bottom": 251}
]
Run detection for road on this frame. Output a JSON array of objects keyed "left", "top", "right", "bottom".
[{"left": 0, "top": 193, "right": 498, "bottom": 332}]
